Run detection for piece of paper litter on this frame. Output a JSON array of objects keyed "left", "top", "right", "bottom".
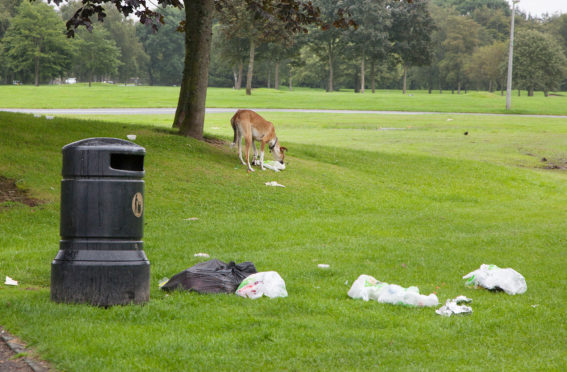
[
  {"left": 265, "top": 181, "right": 285, "bottom": 187},
  {"left": 436, "top": 296, "right": 473, "bottom": 317},
  {"left": 5, "top": 276, "right": 18, "bottom": 286},
  {"left": 194, "top": 253, "right": 210, "bottom": 258}
]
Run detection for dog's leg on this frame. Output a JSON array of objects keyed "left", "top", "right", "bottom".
[
  {"left": 236, "top": 130, "right": 246, "bottom": 166},
  {"left": 259, "top": 142, "right": 266, "bottom": 170},
  {"left": 244, "top": 136, "right": 254, "bottom": 172},
  {"left": 251, "top": 140, "right": 259, "bottom": 165}
]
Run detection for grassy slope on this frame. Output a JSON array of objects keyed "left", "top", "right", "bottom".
[
  {"left": 1, "top": 84, "right": 567, "bottom": 115},
  {"left": 0, "top": 111, "right": 566, "bottom": 370}
]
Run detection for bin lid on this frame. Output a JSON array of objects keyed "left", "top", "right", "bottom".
[{"left": 62, "top": 137, "right": 145, "bottom": 177}]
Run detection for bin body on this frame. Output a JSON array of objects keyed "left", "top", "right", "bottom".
[{"left": 51, "top": 138, "right": 150, "bottom": 306}]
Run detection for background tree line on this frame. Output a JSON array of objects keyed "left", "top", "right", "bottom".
[{"left": 1, "top": 0, "right": 566, "bottom": 95}]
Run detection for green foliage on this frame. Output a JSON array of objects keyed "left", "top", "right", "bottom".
[
  {"left": 136, "top": 7, "right": 185, "bottom": 86},
  {"left": 0, "top": 109, "right": 566, "bottom": 370},
  {"left": 0, "top": 1, "right": 73, "bottom": 85},
  {"left": 73, "top": 27, "right": 122, "bottom": 85},
  {"left": 514, "top": 29, "right": 567, "bottom": 95}
]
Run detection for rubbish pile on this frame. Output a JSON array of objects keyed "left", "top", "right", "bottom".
[
  {"left": 463, "top": 264, "right": 527, "bottom": 295},
  {"left": 348, "top": 275, "right": 439, "bottom": 307},
  {"left": 160, "top": 259, "right": 287, "bottom": 299}
]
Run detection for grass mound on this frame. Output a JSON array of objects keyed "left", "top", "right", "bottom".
[{"left": 0, "top": 112, "right": 565, "bottom": 371}]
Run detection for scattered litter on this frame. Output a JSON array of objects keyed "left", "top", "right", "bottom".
[
  {"left": 317, "top": 264, "right": 330, "bottom": 269},
  {"left": 263, "top": 161, "right": 286, "bottom": 172},
  {"left": 127, "top": 134, "right": 137, "bottom": 140},
  {"left": 184, "top": 217, "right": 199, "bottom": 221},
  {"left": 348, "top": 275, "right": 439, "bottom": 307},
  {"left": 531, "top": 304, "right": 539, "bottom": 308},
  {"left": 45, "top": 116, "right": 54, "bottom": 120},
  {"left": 161, "top": 259, "right": 257, "bottom": 294},
  {"left": 194, "top": 252, "right": 210, "bottom": 258},
  {"left": 463, "top": 264, "right": 527, "bottom": 295},
  {"left": 158, "top": 277, "right": 169, "bottom": 288},
  {"left": 447, "top": 118, "right": 453, "bottom": 121},
  {"left": 33, "top": 114, "right": 42, "bottom": 118},
  {"left": 4, "top": 276, "right": 18, "bottom": 286},
  {"left": 236, "top": 271, "right": 288, "bottom": 299},
  {"left": 345, "top": 280, "right": 349, "bottom": 286},
  {"left": 211, "top": 126, "right": 220, "bottom": 130},
  {"left": 436, "top": 296, "right": 473, "bottom": 317},
  {"left": 265, "top": 181, "right": 285, "bottom": 187}
]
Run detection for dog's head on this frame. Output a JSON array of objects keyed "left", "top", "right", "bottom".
[{"left": 269, "top": 138, "right": 287, "bottom": 164}]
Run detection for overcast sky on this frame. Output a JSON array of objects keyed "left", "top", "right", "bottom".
[{"left": 511, "top": 0, "right": 567, "bottom": 17}]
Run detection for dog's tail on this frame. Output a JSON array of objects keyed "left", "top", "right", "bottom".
[{"left": 230, "top": 110, "right": 240, "bottom": 147}]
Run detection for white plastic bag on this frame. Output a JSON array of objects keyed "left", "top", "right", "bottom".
[
  {"left": 463, "top": 264, "right": 527, "bottom": 295},
  {"left": 348, "top": 275, "right": 438, "bottom": 307},
  {"left": 436, "top": 296, "right": 473, "bottom": 317},
  {"left": 236, "top": 271, "right": 288, "bottom": 299}
]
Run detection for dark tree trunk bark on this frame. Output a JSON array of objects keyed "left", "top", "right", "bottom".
[
  {"left": 34, "top": 56, "right": 39, "bottom": 87},
  {"left": 328, "top": 41, "right": 334, "bottom": 92},
  {"left": 173, "top": 0, "right": 214, "bottom": 139},
  {"left": 236, "top": 60, "right": 243, "bottom": 89},
  {"left": 246, "top": 38, "right": 256, "bottom": 96},
  {"left": 289, "top": 69, "right": 293, "bottom": 91},
  {"left": 402, "top": 64, "right": 407, "bottom": 94},
  {"left": 267, "top": 66, "right": 271, "bottom": 88},
  {"left": 360, "top": 50, "right": 365, "bottom": 94},
  {"left": 370, "top": 60, "right": 375, "bottom": 93},
  {"left": 274, "top": 62, "right": 279, "bottom": 90}
]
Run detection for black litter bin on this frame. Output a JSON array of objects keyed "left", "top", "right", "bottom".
[{"left": 51, "top": 138, "right": 150, "bottom": 306}]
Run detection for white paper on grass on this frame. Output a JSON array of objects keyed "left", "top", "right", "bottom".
[
  {"left": 265, "top": 181, "right": 285, "bottom": 188},
  {"left": 463, "top": 264, "right": 527, "bottom": 295},
  {"left": 436, "top": 296, "right": 473, "bottom": 317},
  {"left": 348, "top": 275, "right": 439, "bottom": 307},
  {"left": 5, "top": 276, "right": 18, "bottom": 286}
]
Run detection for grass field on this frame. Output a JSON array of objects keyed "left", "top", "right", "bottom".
[
  {"left": 1, "top": 84, "right": 567, "bottom": 115},
  {"left": 0, "top": 87, "right": 566, "bottom": 370}
]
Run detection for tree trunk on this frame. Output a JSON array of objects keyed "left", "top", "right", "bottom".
[
  {"left": 174, "top": 0, "right": 214, "bottom": 139},
  {"left": 34, "top": 55, "right": 39, "bottom": 87},
  {"left": 360, "top": 50, "right": 365, "bottom": 94},
  {"left": 544, "top": 89, "right": 549, "bottom": 97},
  {"left": 289, "top": 69, "right": 293, "bottom": 91},
  {"left": 528, "top": 87, "right": 534, "bottom": 96},
  {"left": 267, "top": 66, "right": 271, "bottom": 89},
  {"left": 236, "top": 60, "right": 243, "bottom": 89},
  {"left": 232, "top": 66, "right": 238, "bottom": 89},
  {"left": 328, "top": 41, "right": 334, "bottom": 92},
  {"left": 518, "top": 88, "right": 521, "bottom": 96},
  {"left": 246, "top": 38, "right": 256, "bottom": 96},
  {"left": 402, "top": 64, "right": 407, "bottom": 94},
  {"left": 89, "top": 70, "right": 93, "bottom": 87},
  {"left": 370, "top": 60, "right": 376, "bottom": 93},
  {"left": 457, "top": 80, "right": 461, "bottom": 94},
  {"left": 275, "top": 62, "right": 279, "bottom": 90}
]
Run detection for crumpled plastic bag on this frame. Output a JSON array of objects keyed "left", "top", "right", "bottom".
[
  {"left": 161, "top": 259, "right": 257, "bottom": 294},
  {"left": 463, "top": 264, "right": 527, "bottom": 295},
  {"left": 348, "top": 275, "right": 439, "bottom": 307},
  {"left": 236, "top": 271, "right": 288, "bottom": 299},
  {"left": 263, "top": 161, "right": 286, "bottom": 172},
  {"left": 436, "top": 296, "right": 473, "bottom": 317}
]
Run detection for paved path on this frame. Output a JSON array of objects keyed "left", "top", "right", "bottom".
[{"left": 2, "top": 107, "right": 567, "bottom": 118}]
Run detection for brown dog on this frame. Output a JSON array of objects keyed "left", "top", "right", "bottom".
[{"left": 230, "top": 109, "right": 287, "bottom": 172}]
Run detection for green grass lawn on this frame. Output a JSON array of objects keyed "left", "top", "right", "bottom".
[
  {"left": 0, "top": 109, "right": 566, "bottom": 371},
  {"left": 1, "top": 84, "right": 567, "bottom": 115}
]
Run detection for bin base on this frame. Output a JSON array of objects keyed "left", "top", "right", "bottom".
[{"left": 51, "top": 260, "right": 150, "bottom": 306}]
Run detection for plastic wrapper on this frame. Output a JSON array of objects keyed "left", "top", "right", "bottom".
[
  {"left": 436, "top": 296, "right": 473, "bottom": 317},
  {"left": 161, "top": 259, "right": 257, "bottom": 294},
  {"left": 463, "top": 264, "right": 527, "bottom": 295},
  {"left": 348, "top": 275, "right": 438, "bottom": 307},
  {"left": 236, "top": 271, "right": 288, "bottom": 299}
]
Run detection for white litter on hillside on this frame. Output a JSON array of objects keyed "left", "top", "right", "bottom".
[
  {"left": 265, "top": 181, "right": 285, "bottom": 187},
  {"left": 348, "top": 275, "right": 439, "bottom": 307},
  {"left": 236, "top": 271, "right": 288, "bottom": 299},
  {"left": 436, "top": 296, "right": 473, "bottom": 317},
  {"left": 463, "top": 264, "right": 527, "bottom": 295}
]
